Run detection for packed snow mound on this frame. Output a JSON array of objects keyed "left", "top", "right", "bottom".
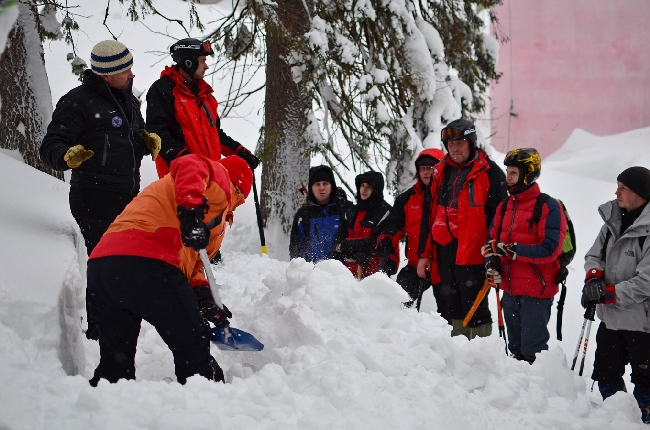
[{"left": 545, "top": 127, "right": 650, "bottom": 183}]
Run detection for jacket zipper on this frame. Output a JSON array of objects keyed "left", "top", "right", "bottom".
[
  {"left": 105, "top": 81, "right": 138, "bottom": 195},
  {"left": 529, "top": 263, "right": 547, "bottom": 295},
  {"left": 507, "top": 199, "right": 518, "bottom": 294},
  {"left": 102, "top": 134, "right": 109, "bottom": 166}
]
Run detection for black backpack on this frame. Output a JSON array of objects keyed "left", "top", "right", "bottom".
[{"left": 496, "top": 192, "right": 576, "bottom": 340}]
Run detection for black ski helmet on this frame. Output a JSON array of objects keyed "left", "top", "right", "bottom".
[
  {"left": 503, "top": 148, "right": 542, "bottom": 194},
  {"left": 441, "top": 118, "right": 477, "bottom": 152},
  {"left": 170, "top": 38, "right": 214, "bottom": 76}
]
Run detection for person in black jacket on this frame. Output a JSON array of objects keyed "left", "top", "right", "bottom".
[
  {"left": 339, "top": 171, "right": 400, "bottom": 279},
  {"left": 40, "top": 40, "right": 159, "bottom": 340},
  {"left": 290, "top": 165, "right": 352, "bottom": 262}
]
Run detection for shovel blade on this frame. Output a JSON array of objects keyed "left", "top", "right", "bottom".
[{"left": 211, "top": 326, "right": 264, "bottom": 351}]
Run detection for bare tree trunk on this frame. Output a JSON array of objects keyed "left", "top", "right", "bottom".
[
  {"left": 259, "top": 0, "right": 312, "bottom": 232},
  {"left": 0, "top": 0, "right": 61, "bottom": 180}
]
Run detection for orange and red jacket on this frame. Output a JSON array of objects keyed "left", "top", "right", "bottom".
[
  {"left": 89, "top": 154, "right": 244, "bottom": 288},
  {"left": 343, "top": 205, "right": 401, "bottom": 278},
  {"left": 488, "top": 183, "right": 567, "bottom": 298},
  {"left": 146, "top": 66, "right": 242, "bottom": 178},
  {"left": 422, "top": 149, "right": 507, "bottom": 266}
]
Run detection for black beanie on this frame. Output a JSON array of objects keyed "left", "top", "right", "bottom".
[
  {"left": 310, "top": 168, "right": 334, "bottom": 186},
  {"left": 415, "top": 155, "right": 437, "bottom": 168},
  {"left": 617, "top": 166, "right": 650, "bottom": 201}
]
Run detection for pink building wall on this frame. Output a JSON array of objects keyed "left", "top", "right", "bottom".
[{"left": 490, "top": 1, "right": 650, "bottom": 157}]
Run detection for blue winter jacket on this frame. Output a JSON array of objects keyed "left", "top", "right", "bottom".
[{"left": 290, "top": 199, "right": 349, "bottom": 262}]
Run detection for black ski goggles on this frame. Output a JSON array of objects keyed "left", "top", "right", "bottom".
[{"left": 441, "top": 127, "right": 465, "bottom": 142}]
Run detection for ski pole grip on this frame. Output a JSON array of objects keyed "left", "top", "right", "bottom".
[{"left": 584, "top": 302, "right": 596, "bottom": 321}]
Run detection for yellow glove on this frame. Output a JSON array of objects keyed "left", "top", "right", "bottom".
[
  {"left": 64, "top": 145, "right": 94, "bottom": 168},
  {"left": 141, "top": 129, "right": 161, "bottom": 161}
]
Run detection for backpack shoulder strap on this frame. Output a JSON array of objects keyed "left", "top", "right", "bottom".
[
  {"left": 528, "top": 193, "right": 550, "bottom": 231},
  {"left": 495, "top": 196, "right": 509, "bottom": 241}
]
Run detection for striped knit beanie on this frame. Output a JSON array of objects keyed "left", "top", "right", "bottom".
[{"left": 90, "top": 40, "right": 133, "bottom": 75}]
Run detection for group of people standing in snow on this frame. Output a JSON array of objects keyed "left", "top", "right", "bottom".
[
  {"left": 37, "top": 36, "right": 649, "bottom": 423},
  {"left": 40, "top": 38, "right": 258, "bottom": 385},
  {"left": 290, "top": 120, "right": 650, "bottom": 423}
]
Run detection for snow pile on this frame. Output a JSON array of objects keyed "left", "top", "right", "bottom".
[
  {"left": 1, "top": 142, "right": 649, "bottom": 427},
  {"left": 545, "top": 127, "right": 650, "bottom": 184}
]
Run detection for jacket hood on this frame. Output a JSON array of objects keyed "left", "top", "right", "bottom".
[
  {"left": 355, "top": 171, "right": 384, "bottom": 203},
  {"left": 161, "top": 65, "right": 213, "bottom": 97},
  {"left": 308, "top": 165, "right": 338, "bottom": 204},
  {"left": 599, "top": 199, "right": 650, "bottom": 238},
  {"left": 415, "top": 148, "right": 445, "bottom": 167}
]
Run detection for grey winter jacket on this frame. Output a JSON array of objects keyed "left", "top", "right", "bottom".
[{"left": 584, "top": 200, "right": 650, "bottom": 332}]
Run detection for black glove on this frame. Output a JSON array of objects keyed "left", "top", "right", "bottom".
[
  {"left": 236, "top": 146, "right": 259, "bottom": 170},
  {"left": 556, "top": 265, "right": 569, "bottom": 285},
  {"left": 375, "top": 234, "right": 394, "bottom": 259},
  {"left": 353, "top": 251, "right": 371, "bottom": 267},
  {"left": 194, "top": 285, "right": 232, "bottom": 328},
  {"left": 581, "top": 278, "right": 606, "bottom": 308},
  {"left": 340, "top": 238, "right": 374, "bottom": 258},
  {"left": 177, "top": 204, "right": 210, "bottom": 251},
  {"left": 383, "top": 259, "right": 397, "bottom": 276}
]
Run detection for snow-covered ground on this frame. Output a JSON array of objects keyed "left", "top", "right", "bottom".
[
  {"left": 1, "top": 126, "right": 649, "bottom": 429},
  {"left": 1, "top": 0, "right": 649, "bottom": 427}
]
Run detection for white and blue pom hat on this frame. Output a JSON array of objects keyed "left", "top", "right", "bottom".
[{"left": 90, "top": 40, "right": 133, "bottom": 75}]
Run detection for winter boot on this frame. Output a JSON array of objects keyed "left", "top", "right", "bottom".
[
  {"left": 598, "top": 378, "right": 627, "bottom": 400},
  {"left": 451, "top": 320, "right": 492, "bottom": 340},
  {"left": 633, "top": 385, "right": 650, "bottom": 424}
]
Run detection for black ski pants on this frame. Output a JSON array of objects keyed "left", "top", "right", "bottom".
[
  {"left": 397, "top": 264, "right": 449, "bottom": 322},
  {"left": 87, "top": 256, "right": 223, "bottom": 386},
  {"left": 500, "top": 292, "right": 552, "bottom": 362},
  {"left": 70, "top": 186, "right": 136, "bottom": 339},
  {"left": 592, "top": 322, "right": 650, "bottom": 388},
  {"left": 69, "top": 186, "right": 136, "bottom": 255},
  {"left": 436, "top": 240, "right": 492, "bottom": 328}
]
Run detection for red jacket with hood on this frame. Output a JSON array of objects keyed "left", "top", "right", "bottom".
[
  {"left": 146, "top": 66, "right": 242, "bottom": 178},
  {"left": 377, "top": 148, "right": 444, "bottom": 283}
]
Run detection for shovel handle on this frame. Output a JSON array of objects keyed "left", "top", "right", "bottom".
[
  {"left": 198, "top": 249, "right": 224, "bottom": 310},
  {"left": 462, "top": 279, "right": 490, "bottom": 327}
]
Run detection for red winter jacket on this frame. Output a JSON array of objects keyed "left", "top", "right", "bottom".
[
  {"left": 344, "top": 208, "right": 401, "bottom": 278},
  {"left": 378, "top": 148, "right": 444, "bottom": 283},
  {"left": 425, "top": 149, "right": 507, "bottom": 266},
  {"left": 146, "top": 66, "right": 241, "bottom": 178},
  {"left": 488, "top": 183, "right": 567, "bottom": 298}
]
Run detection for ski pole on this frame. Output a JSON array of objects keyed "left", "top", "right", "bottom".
[
  {"left": 495, "top": 287, "right": 507, "bottom": 354},
  {"left": 416, "top": 275, "right": 428, "bottom": 312},
  {"left": 463, "top": 279, "right": 490, "bottom": 327},
  {"left": 252, "top": 176, "right": 268, "bottom": 255},
  {"left": 578, "top": 304, "right": 597, "bottom": 376},
  {"left": 571, "top": 303, "right": 596, "bottom": 374}
]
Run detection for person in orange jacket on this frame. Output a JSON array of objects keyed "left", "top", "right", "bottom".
[{"left": 86, "top": 154, "right": 252, "bottom": 386}]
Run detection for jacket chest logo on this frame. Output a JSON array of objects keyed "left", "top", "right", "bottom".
[
  {"left": 111, "top": 116, "right": 123, "bottom": 128},
  {"left": 625, "top": 250, "right": 635, "bottom": 257}
]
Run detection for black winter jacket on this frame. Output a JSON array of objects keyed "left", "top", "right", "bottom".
[{"left": 40, "top": 69, "right": 147, "bottom": 194}]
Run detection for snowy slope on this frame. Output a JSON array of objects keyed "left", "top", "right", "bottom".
[{"left": 1, "top": 125, "right": 649, "bottom": 428}]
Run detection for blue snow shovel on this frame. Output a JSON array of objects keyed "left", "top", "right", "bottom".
[{"left": 198, "top": 249, "right": 264, "bottom": 351}]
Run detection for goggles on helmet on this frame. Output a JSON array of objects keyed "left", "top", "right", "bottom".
[{"left": 441, "top": 126, "right": 476, "bottom": 143}]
